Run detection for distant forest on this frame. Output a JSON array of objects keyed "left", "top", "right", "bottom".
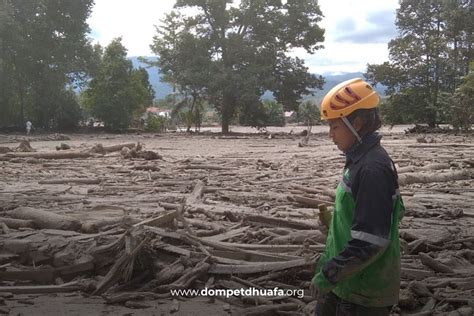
[{"left": 0, "top": 0, "right": 472, "bottom": 132}]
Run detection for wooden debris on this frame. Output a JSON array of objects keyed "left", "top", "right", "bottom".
[
  {"left": 288, "top": 195, "right": 333, "bottom": 207},
  {"left": 16, "top": 140, "right": 35, "bottom": 152},
  {"left": 0, "top": 282, "right": 80, "bottom": 294},
  {"left": 398, "top": 169, "right": 471, "bottom": 186},
  {"left": 244, "top": 214, "right": 318, "bottom": 230},
  {"left": 7, "top": 207, "right": 81, "bottom": 231},
  {"left": 186, "top": 180, "right": 205, "bottom": 205},
  {"left": 0, "top": 130, "right": 472, "bottom": 315},
  {"left": 5, "top": 151, "right": 92, "bottom": 159},
  {"left": 167, "top": 257, "right": 211, "bottom": 290},
  {"left": 133, "top": 210, "right": 178, "bottom": 228},
  {"left": 0, "top": 217, "right": 35, "bottom": 229},
  {"left": 38, "top": 178, "right": 102, "bottom": 185},
  {"left": 419, "top": 253, "right": 454, "bottom": 274},
  {"left": 91, "top": 143, "right": 136, "bottom": 154},
  {"left": 93, "top": 236, "right": 149, "bottom": 295},
  {"left": 56, "top": 143, "right": 71, "bottom": 151},
  {"left": 209, "top": 257, "right": 314, "bottom": 274},
  {"left": 0, "top": 147, "right": 11, "bottom": 154}
]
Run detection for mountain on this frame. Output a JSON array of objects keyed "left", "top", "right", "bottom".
[
  {"left": 317, "top": 72, "right": 386, "bottom": 97},
  {"left": 129, "top": 57, "right": 385, "bottom": 100},
  {"left": 129, "top": 57, "right": 173, "bottom": 99}
]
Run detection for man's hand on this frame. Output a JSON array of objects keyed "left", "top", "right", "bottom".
[{"left": 318, "top": 204, "right": 332, "bottom": 230}]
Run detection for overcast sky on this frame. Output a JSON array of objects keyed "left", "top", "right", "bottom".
[{"left": 88, "top": 0, "right": 399, "bottom": 75}]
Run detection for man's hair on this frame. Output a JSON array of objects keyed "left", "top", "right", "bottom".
[{"left": 347, "top": 108, "right": 382, "bottom": 136}]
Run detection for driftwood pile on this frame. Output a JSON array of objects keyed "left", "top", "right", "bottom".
[{"left": 0, "top": 133, "right": 473, "bottom": 315}]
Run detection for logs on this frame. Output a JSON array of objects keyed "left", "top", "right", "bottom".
[
  {"left": 5, "top": 151, "right": 92, "bottom": 159},
  {"left": 7, "top": 207, "right": 81, "bottom": 231},
  {"left": 398, "top": 170, "right": 471, "bottom": 186}
]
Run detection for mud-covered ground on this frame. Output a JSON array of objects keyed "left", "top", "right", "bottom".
[{"left": 0, "top": 125, "right": 473, "bottom": 315}]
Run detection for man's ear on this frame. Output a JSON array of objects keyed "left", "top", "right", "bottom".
[{"left": 353, "top": 116, "right": 364, "bottom": 132}]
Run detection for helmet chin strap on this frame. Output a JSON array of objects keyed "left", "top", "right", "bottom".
[{"left": 341, "top": 117, "right": 362, "bottom": 143}]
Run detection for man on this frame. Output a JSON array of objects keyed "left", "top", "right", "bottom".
[
  {"left": 312, "top": 78, "right": 405, "bottom": 315},
  {"left": 26, "top": 120, "right": 32, "bottom": 135}
]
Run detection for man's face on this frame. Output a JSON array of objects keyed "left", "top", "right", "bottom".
[{"left": 328, "top": 118, "right": 357, "bottom": 152}]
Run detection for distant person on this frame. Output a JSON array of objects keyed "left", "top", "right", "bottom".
[
  {"left": 312, "top": 78, "right": 405, "bottom": 316},
  {"left": 25, "top": 120, "right": 32, "bottom": 135}
]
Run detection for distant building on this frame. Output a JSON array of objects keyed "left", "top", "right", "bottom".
[
  {"left": 284, "top": 111, "right": 296, "bottom": 123},
  {"left": 142, "top": 107, "right": 171, "bottom": 120}
]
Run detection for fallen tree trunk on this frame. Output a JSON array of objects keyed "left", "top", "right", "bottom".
[
  {"left": 81, "top": 216, "right": 140, "bottom": 233},
  {"left": 209, "top": 257, "right": 314, "bottom": 274},
  {"left": 202, "top": 226, "right": 250, "bottom": 242},
  {"left": 419, "top": 253, "right": 454, "bottom": 274},
  {"left": 0, "top": 282, "right": 80, "bottom": 294},
  {"left": 182, "top": 164, "right": 231, "bottom": 170},
  {"left": 185, "top": 180, "right": 205, "bottom": 205},
  {"left": 398, "top": 170, "right": 471, "bottom": 186},
  {"left": 90, "top": 143, "right": 136, "bottom": 154},
  {"left": 244, "top": 214, "right": 318, "bottom": 230},
  {"left": 291, "top": 184, "right": 336, "bottom": 199},
  {"left": 154, "top": 258, "right": 186, "bottom": 285},
  {"left": 133, "top": 210, "right": 178, "bottom": 228},
  {"left": 250, "top": 176, "right": 312, "bottom": 185},
  {"left": 4, "top": 151, "right": 92, "bottom": 159},
  {"left": 0, "top": 217, "right": 35, "bottom": 229},
  {"left": 93, "top": 236, "right": 149, "bottom": 295},
  {"left": 288, "top": 195, "right": 333, "bottom": 208},
  {"left": 270, "top": 230, "right": 326, "bottom": 245},
  {"left": 217, "top": 242, "right": 325, "bottom": 252},
  {"left": 167, "top": 259, "right": 210, "bottom": 289},
  {"left": 38, "top": 178, "right": 102, "bottom": 185},
  {"left": 7, "top": 207, "right": 81, "bottom": 231}
]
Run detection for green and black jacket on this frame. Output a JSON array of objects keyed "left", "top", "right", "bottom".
[{"left": 312, "top": 132, "right": 405, "bottom": 307}]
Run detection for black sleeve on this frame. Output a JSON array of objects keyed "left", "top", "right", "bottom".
[
  {"left": 321, "top": 164, "right": 396, "bottom": 285},
  {"left": 351, "top": 164, "right": 395, "bottom": 241}
]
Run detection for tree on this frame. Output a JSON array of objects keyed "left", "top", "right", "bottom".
[
  {"left": 0, "top": 0, "right": 95, "bottom": 129},
  {"left": 151, "top": 0, "right": 325, "bottom": 133},
  {"left": 366, "top": 0, "right": 473, "bottom": 127},
  {"left": 450, "top": 70, "right": 474, "bottom": 131},
  {"left": 297, "top": 100, "right": 320, "bottom": 129},
  {"left": 130, "top": 67, "right": 156, "bottom": 118},
  {"left": 82, "top": 38, "right": 155, "bottom": 130}
]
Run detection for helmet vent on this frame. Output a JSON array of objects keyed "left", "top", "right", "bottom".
[
  {"left": 344, "top": 87, "right": 361, "bottom": 101},
  {"left": 335, "top": 94, "right": 351, "bottom": 105}
]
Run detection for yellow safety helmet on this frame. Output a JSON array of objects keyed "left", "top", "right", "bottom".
[{"left": 320, "top": 78, "right": 379, "bottom": 120}]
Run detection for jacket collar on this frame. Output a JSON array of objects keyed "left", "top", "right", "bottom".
[{"left": 344, "top": 132, "right": 381, "bottom": 164}]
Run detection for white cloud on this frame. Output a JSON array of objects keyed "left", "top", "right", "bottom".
[
  {"left": 88, "top": 0, "right": 399, "bottom": 73},
  {"left": 292, "top": 41, "right": 390, "bottom": 75},
  {"left": 88, "top": 0, "right": 175, "bottom": 56}
]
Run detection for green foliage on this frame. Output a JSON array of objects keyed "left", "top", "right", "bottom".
[
  {"left": 239, "top": 100, "right": 285, "bottom": 128},
  {"left": 0, "top": 0, "right": 95, "bottom": 130},
  {"left": 264, "top": 101, "right": 285, "bottom": 127},
  {"left": 366, "top": 0, "right": 473, "bottom": 127},
  {"left": 239, "top": 100, "right": 268, "bottom": 128},
  {"left": 154, "top": 95, "right": 176, "bottom": 110},
  {"left": 170, "top": 95, "right": 206, "bottom": 132},
  {"left": 151, "top": 0, "right": 325, "bottom": 133},
  {"left": 378, "top": 97, "right": 406, "bottom": 126},
  {"left": 145, "top": 115, "right": 168, "bottom": 132},
  {"left": 51, "top": 90, "right": 83, "bottom": 131},
  {"left": 450, "top": 72, "right": 474, "bottom": 131},
  {"left": 82, "top": 38, "right": 155, "bottom": 130},
  {"left": 297, "top": 100, "right": 320, "bottom": 127}
]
